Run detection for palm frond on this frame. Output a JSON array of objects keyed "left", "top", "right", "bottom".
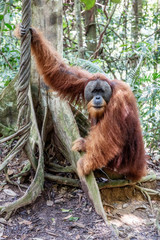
[{"left": 69, "top": 57, "right": 107, "bottom": 75}]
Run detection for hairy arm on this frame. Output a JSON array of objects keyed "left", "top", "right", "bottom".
[{"left": 15, "top": 26, "right": 93, "bottom": 102}]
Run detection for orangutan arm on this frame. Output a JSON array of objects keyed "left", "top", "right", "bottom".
[{"left": 14, "top": 26, "right": 92, "bottom": 102}]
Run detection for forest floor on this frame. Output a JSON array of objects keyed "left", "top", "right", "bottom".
[{"left": 0, "top": 143, "right": 160, "bottom": 240}]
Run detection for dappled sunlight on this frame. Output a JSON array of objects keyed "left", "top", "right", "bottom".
[
  {"left": 120, "top": 213, "right": 145, "bottom": 226},
  {"left": 110, "top": 212, "right": 146, "bottom": 228}
]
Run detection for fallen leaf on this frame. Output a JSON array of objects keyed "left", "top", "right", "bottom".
[
  {"left": 21, "top": 234, "right": 27, "bottom": 240},
  {"left": 61, "top": 208, "right": 72, "bottom": 213},
  {"left": 7, "top": 169, "right": 14, "bottom": 176},
  {"left": 19, "top": 220, "right": 32, "bottom": 225},
  {"left": 0, "top": 218, "right": 8, "bottom": 225},
  {"left": 27, "top": 210, "right": 31, "bottom": 214},
  {"left": 32, "top": 238, "right": 44, "bottom": 240},
  {"left": 69, "top": 216, "right": 79, "bottom": 222},
  {"left": 0, "top": 224, "right": 4, "bottom": 237},
  {"left": 122, "top": 203, "right": 129, "bottom": 209},
  {"left": 51, "top": 218, "right": 56, "bottom": 224},
  {"left": 46, "top": 200, "right": 53, "bottom": 206},
  {"left": 62, "top": 214, "right": 73, "bottom": 220},
  {"left": 3, "top": 189, "right": 17, "bottom": 197},
  {"left": 73, "top": 222, "right": 85, "bottom": 228},
  {"left": 54, "top": 198, "right": 64, "bottom": 203}
]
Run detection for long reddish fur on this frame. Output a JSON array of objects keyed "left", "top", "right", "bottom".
[
  {"left": 15, "top": 27, "right": 146, "bottom": 181},
  {"left": 78, "top": 80, "right": 146, "bottom": 181}
]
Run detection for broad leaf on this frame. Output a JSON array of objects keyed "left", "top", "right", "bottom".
[
  {"left": 111, "top": 0, "right": 121, "bottom": 3},
  {"left": 5, "top": 23, "right": 13, "bottom": 30},
  {"left": 81, "top": 0, "right": 95, "bottom": 10},
  {"left": 0, "top": 15, "right": 4, "bottom": 20}
]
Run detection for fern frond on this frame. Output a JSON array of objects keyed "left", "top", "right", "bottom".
[{"left": 127, "top": 54, "right": 144, "bottom": 85}]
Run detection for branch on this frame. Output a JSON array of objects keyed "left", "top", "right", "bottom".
[
  {"left": 0, "top": 51, "right": 14, "bottom": 70},
  {"left": 105, "top": 61, "right": 117, "bottom": 79},
  {"left": 144, "top": 28, "right": 160, "bottom": 40},
  {"left": 0, "top": 122, "right": 31, "bottom": 144},
  {"left": 108, "top": 27, "right": 124, "bottom": 42},
  {"left": 90, "top": 4, "right": 118, "bottom": 59},
  {"left": 46, "top": 162, "right": 75, "bottom": 173},
  {"left": 103, "top": 0, "right": 109, "bottom": 20},
  {"left": 45, "top": 173, "right": 80, "bottom": 187}
]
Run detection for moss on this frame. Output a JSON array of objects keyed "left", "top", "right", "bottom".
[
  {"left": 0, "top": 123, "right": 15, "bottom": 137},
  {"left": 0, "top": 75, "right": 18, "bottom": 130}
]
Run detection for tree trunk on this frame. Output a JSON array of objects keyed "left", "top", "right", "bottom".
[
  {"left": 74, "top": 0, "right": 84, "bottom": 58},
  {"left": 131, "top": 0, "right": 143, "bottom": 43},
  {"left": 154, "top": 0, "right": 160, "bottom": 73},
  {"left": 131, "top": 0, "right": 142, "bottom": 68},
  {"left": 84, "top": 6, "right": 97, "bottom": 53},
  {"left": 31, "top": 0, "right": 108, "bottom": 223},
  {"left": 131, "top": 0, "right": 139, "bottom": 45},
  {"left": 0, "top": 1, "right": 109, "bottom": 223},
  {"left": 0, "top": 75, "right": 18, "bottom": 136}
]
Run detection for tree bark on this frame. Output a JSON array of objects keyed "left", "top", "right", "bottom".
[
  {"left": 131, "top": 0, "right": 142, "bottom": 45},
  {"left": 31, "top": 0, "right": 108, "bottom": 223},
  {"left": 84, "top": 6, "right": 97, "bottom": 53},
  {"left": 154, "top": 0, "right": 160, "bottom": 73},
  {"left": 0, "top": 75, "right": 18, "bottom": 134},
  {"left": 74, "top": 0, "right": 84, "bottom": 58}
]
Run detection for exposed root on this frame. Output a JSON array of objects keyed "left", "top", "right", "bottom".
[
  {"left": 46, "top": 162, "right": 75, "bottom": 173},
  {"left": 156, "top": 210, "right": 160, "bottom": 236},
  {"left": 0, "top": 86, "right": 44, "bottom": 219},
  {"left": 24, "top": 141, "right": 37, "bottom": 170},
  {"left": 135, "top": 186, "right": 160, "bottom": 197},
  {"left": 45, "top": 172, "right": 80, "bottom": 187},
  {"left": 98, "top": 171, "right": 159, "bottom": 189},
  {"left": 135, "top": 185, "right": 154, "bottom": 210},
  {"left": 0, "top": 122, "right": 31, "bottom": 144},
  {"left": 5, "top": 169, "right": 28, "bottom": 190},
  {"left": 0, "top": 131, "right": 30, "bottom": 172},
  {"left": 0, "top": 159, "right": 44, "bottom": 219},
  {"left": 10, "top": 161, "right": 31, "bottom": 180}
]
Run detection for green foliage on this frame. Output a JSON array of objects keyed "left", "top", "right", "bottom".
[
  {"left": 111, "top": 0, "right": 121, "bottom": 3},
  {"left": 1, "top": 0, "right": 159, "bottom": 154},
  {"left": 61, "top": 208, "right": 72, "bottom": 213},
  {"left": 0, "top": 0, "right": 21, "bottom": 91},
  {"left": 63, "top": 0, "right": 160, "bottom": 154},
  {"left": 135, "top": 73, "right": 160, "bottom": 153},
  {"left": 68, "top": 57, "right": 106, "bottom": 75},
  {"left": 68, "top": 216, "right": 79, "bottom": 222},
  {"left": 80, "top": 0, "right": 95, "bottom": 10}
]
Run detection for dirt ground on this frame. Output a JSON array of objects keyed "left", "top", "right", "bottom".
[{"left": 0, "top": 143, "right": 160, "bottom": 240}]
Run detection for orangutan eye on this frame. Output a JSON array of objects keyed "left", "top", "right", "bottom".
[{"left": 92, "top": 89, "right": 104, "bottom": 94}]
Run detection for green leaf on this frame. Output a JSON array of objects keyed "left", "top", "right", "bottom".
[
  {"left": 81, "top": 0, "right": 95, "bottom": 10},
  {"left": 61, "top": 208, "right": 72, "bottom": 213},
  {"left": 51, "top": 218, "right": 56, "bottom": 224},
  {"left": 69, "top": 57, "right": 106, "bottom": 75},
  {"left": 5, "top": 23, "right": 13, "bottom": 30},
  {"left": 69, "top": 216, "right": 79, "bottom": 222},
  {"left": 0, "top": 15, "right": 4, "bottom": 20},
  {"left": 111, "top": 0, "right": 121, "bottom": 3}
]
